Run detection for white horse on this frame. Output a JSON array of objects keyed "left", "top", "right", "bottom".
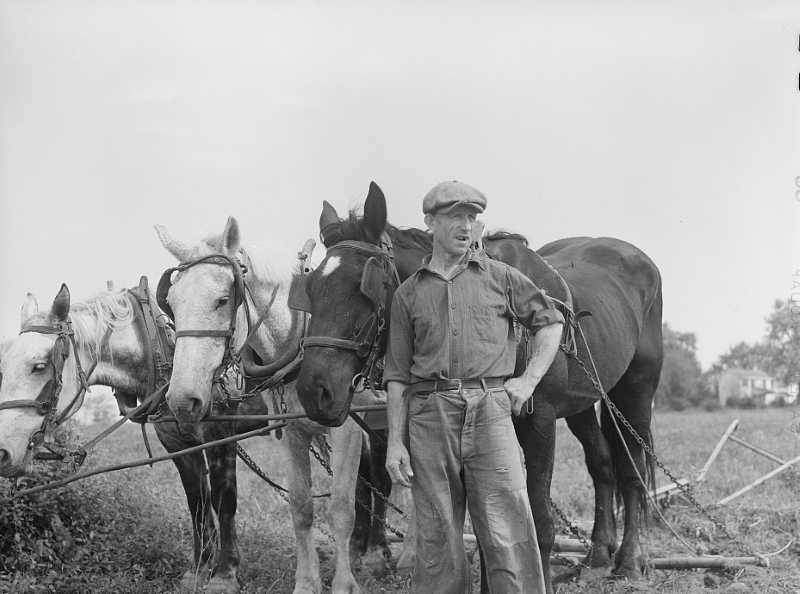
[
  {"left": 155, "top": 217, "right": 392, "bottom": 594},
  {"left": 0, "top": 283, "right": 265, "bottom": 593}
]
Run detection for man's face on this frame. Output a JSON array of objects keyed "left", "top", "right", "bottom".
[{"left": 426, "top": 205, "right": 478, "bottom": 259}]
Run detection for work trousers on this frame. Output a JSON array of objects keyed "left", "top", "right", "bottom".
[{"left": 407, "top": 387, "right": 545, "bottom": 594}]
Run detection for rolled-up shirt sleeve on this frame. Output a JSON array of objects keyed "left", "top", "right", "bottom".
[
  {"left": 382, "top": 289, "right": 414, "bottom": 388},
  {"left": 505, "top": 265, "right": 565, "bottom": 333}
]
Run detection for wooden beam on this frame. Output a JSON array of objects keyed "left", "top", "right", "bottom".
[
  {"left": 696, "top": 419, "right": 739, "bottom": 483},
  {"left": 717, "top": 453, "right": 800, "bottom": 505},
  {"left": 728, "top": 434, "right": 786, "bottom": 465}
]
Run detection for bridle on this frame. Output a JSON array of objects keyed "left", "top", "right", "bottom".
[
  {"left": 156, "top": 254, "right": 251, "bottom": 386},
  {"left": 0, "top": 319, "right": 97, "bottom": 456},
  {"left": 290, "top": 235, "right": 400, "bottom": 394},
  {"left": 156, "top": 245, "right": 314, "bottom": 402}
]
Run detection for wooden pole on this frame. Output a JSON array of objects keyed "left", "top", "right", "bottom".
[
  {"left": 551, "top": 554, "right": 767, "bottom": 569},
  {"left": 695, "top": 419, "right": 739, "bottom": 483},
  {"left": 649, "top": 556, "right": 766, "bottom": 569},
  {"left": 728, "top": 434, "right": 786, "bottom": 465},
  {"left": 717, "top": 453, "right": 800, "bottom": 505},
  {"left": 650, "top": 478, "right": 689, "bottom": 501}
]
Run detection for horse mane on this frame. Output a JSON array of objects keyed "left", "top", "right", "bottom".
[
  {"left": 324, "top": 207, "right": 434, "bottom": 253},
  {"left": 327, "top": 207, "right": 528, "bottom": 252},
  {"left": 195, "top": 231, "right": 299, "bottom": 288},
  {"left": 485, "top": 229, "right": 529, "bottom": 247},
  {"left": 22, "top": 291, "right": 136, "bottom": 362}
]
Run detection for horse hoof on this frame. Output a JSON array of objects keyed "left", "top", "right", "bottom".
[
  {"left": 206, "top": 573, "right": 241, "bottom": 593},
  {"left": 361, "top": 549, "right": 388, "bottom": 576},
  {"left": 178, "top": 567, "right": 211, "bottom": 592}
]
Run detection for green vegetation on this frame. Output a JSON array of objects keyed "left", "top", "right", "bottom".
[{"left": 1, "top": 409, "right": 798, "bottom": 593}]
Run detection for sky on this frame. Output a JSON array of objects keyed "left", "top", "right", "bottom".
[{"left": 1, "top": 1, "right": 799, "bottom": 371}]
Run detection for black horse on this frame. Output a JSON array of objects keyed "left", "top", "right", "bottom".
[{"left": 293, "top": 182, "right": 663, "bottom": 593}]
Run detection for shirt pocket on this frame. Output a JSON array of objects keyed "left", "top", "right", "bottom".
[
  {"left": 412, "top": 304, "right": 444, "bottom": 357},
  {"left": 470, "top": 305, "right": 506, "bottom": 344}
]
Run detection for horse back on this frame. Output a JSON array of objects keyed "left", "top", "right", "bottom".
[{"left": 486, "top": 236, "right": 663, "bottom": 400}]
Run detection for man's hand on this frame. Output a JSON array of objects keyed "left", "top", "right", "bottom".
[
  {"left": 504, "top": 376, "right": 537, "bottom": 416},
  {"left": 386, "top": 441, "right": 413, "bottom": 488}
]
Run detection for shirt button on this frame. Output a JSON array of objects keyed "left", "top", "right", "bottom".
[
  {"left": 448, "top": 281, "right": 452, "bottom": 284},
  {"left": 453, "top": 329, "right": 459, "bottom": 335},
  {"left": 451, "top": 304, "right": 456, "bottom": 309}
]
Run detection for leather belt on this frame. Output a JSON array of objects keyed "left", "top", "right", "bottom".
[{"left": 411, "top": 377, "right": 506, "bottom": 393}]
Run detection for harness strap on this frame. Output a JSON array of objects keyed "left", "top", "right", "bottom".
[{"left": 75, "top": 383, "right": 169, "bottom": 464}]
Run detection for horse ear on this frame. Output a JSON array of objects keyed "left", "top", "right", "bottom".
[
  {"left": 363, "top": 181, "right": 387, "bottom": 238},
  {"left": 47, "top": 284, "right": 70, "bottom": 324},
  {"left": 221, "top": 216, "right": 242, "bottom": 256},
  {"left": 154, "top": 224, "right": 195, "bottom": 262},
  {"left": 319, "top": 201, "right": 340, "bottom": 230},
  {"left": 21, "top": 293, "right": 39, "bottom": 328}
]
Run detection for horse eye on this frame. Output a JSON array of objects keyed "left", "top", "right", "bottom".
[
  {"left": 32, "top": 363, "right": 47, "bottom": 373},
  {"left": 217, "top": 296, "right": 230, "bottom": 308}
]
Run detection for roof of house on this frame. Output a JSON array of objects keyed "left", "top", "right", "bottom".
[{"left": 719, "top": 368, "right": 773, "bottom": 379}]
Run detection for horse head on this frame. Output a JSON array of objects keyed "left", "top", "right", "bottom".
[
  {"left": 294, "top": 182, "right": 400, "bottom": 426},
  {"left": 0, "top": 286, "right": 80, "bottom": 477},
  {"left": 155, "top": 216, "right": 300, "bottom": 423}
]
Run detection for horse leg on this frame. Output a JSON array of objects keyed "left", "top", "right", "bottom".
[
  {"left": 280, "top": 424, "right": 321, "bottom": 594},
  {"left": 155, "top": 426, "right": 216, "bottom": 592},
  {"left": 564, "top": 405, "right": 616, "bottom": 569},
  {"left": 514, "top": 403, "right": 557, "bottom": 594},
  {"left": 328, "top": 420, "right": 364, "bottom": 594},
  {"left": 361, "top": 428, "right": 392, "bottom": 574},
  {"left": 205, "top": 443, "right": 241, "bottom": 593},
  {"left": 350, "top": 432, "right": 372, "bottom": 563},
  {"left": 603, "top": 323, "right": 661, "bottom": 580}
]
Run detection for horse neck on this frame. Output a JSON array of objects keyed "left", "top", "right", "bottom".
[
  {"left": 71, "top": 313, "right": 149, "bottom": 398},
  {"left": 238, "top": 275, "right": 304, "bottom": 364}
]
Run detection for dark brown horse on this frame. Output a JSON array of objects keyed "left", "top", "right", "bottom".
[{"left": 293, "top": 182, "right": 663, "bottom": 593}]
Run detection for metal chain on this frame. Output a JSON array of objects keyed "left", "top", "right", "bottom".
[
  {"left": 310, "top": 444, "right": 406, "bottom": 540},
  {"left": 566, "top": 345, "right": 761, "bottom": 558},
  {"left": 549, "top": 498, "right": 590, "bottom": 551}
]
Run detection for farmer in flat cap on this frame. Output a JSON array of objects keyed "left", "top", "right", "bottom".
[{"left": 383, "top": 181, "right": 564, "bottom": 593}]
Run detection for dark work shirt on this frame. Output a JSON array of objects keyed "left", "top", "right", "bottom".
[{"left": 383, "top": 250, "right": 564, "bottom": 387}]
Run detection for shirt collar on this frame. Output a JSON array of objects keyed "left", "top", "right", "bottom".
[{"left": 419, "top": 248, "right": 486, "bottom": 276}]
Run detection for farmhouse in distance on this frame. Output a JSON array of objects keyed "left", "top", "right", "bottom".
[{"left": 718, "top": 368, "right": 798, "bottom": 407}]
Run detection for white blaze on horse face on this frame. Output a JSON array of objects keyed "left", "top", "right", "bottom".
[{"left": 321, "top": 255, "right": 341, "bottom": 276}]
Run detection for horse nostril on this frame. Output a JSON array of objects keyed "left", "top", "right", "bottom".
[
  {"left": 318, "top": 385, "right": 334, "bottom": 410},
  {"left": 0, "top": 448, "right": 11, "bottom": 467}
]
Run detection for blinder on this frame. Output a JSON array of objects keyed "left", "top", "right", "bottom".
[
  {"left": 288, "top": 274, "right": 312, "bottom": 313},
  {"left": 360, "top": 256, "right": 386, "bottom": 307}
]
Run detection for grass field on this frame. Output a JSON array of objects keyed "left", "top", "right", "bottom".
[{"left": 2, "top": 407, "right": 799, "bottom": 593}]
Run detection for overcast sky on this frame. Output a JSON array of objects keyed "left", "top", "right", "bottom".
[{"left": 1, "top": 1, "right": 799, "bottom": 370}]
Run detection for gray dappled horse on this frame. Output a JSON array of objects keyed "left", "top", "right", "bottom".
[
  {"left": 0, "top": 284, "right": 257, "bottom": 592},
  {"left": 155, "top": 219, "right": 396, "bottom": 594},
  {"left": 293, "top": 183, "right": 663, "bottom": 594}
]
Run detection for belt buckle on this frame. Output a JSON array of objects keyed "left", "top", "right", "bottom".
[{"left": 449, "top": 379, "right": 461, "bottom": 391}]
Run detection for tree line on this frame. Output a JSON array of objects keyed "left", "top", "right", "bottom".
[{"left": 655, "top": 299, "right": 799, "bottom": 410}]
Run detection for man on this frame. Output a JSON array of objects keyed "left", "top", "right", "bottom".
[{"left": 383, "top": 180, "right": 564, "bottom": 594}]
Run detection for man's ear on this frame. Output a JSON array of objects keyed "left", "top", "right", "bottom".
[{"left": 424, "top": 213, "right": 435, "bottom": 231}]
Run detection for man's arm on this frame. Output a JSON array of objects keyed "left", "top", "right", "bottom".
[
  {"left": 504, "top": 322, "right": 562, "bottom": 415},
  {"left": 385, "top": 380, "right": 413, "bottom": 488}
]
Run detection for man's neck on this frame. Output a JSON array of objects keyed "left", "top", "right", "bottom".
[{"left": 428, "top": 249, "right": 469, "bottom": 280}]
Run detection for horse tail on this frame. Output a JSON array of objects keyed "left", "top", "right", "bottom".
[{"left": 600, "top": 400, "right": 656, "bottom": 525}]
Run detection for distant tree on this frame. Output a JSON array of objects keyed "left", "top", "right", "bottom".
[
  {"left": 706, "top": 299, "right": 800, "bottom": 388},
  {"left": 762, "top": 299, "right": 800, "bottom": 385},
  {"left": 654, "top": 323, "right": 706, "bottom": 410}
]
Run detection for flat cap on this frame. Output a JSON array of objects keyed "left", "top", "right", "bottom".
[{"left": 422, "top": 180, "right": 487, "bottom": 215}]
